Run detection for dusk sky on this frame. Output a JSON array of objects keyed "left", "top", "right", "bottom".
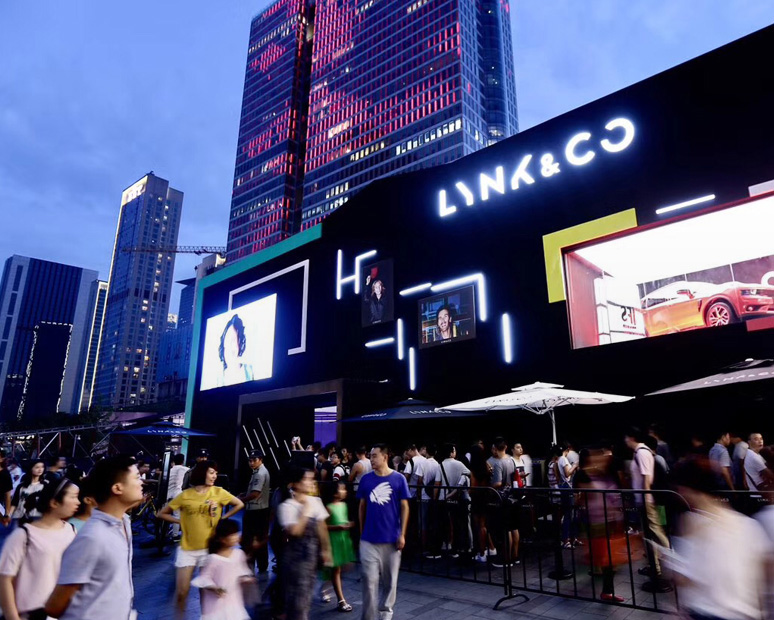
[{"left": 1, "top": 1, "right": 773, "bottom": 313}]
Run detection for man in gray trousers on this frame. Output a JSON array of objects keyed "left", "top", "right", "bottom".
[{"left": 357, "top": 444, "right": 410, "bottom": 620}]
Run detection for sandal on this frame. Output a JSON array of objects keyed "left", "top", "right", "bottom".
[
  {"left": 337, "top": 600, "right": 353, "bottom": 612},
  {"left": 321, "top": 592, "right": 332, "bottom": 603}
]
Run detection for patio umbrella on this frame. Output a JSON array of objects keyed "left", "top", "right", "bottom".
[
  {"left": 436, "top": 382, "right": 633, "bottom": 444},
  {"left": 114, "top": 421, "right": 216, "bottom": 437},
  {"left": 344, "top": 399, "right": 487, "bottom": 422},
  {"left": 646, "top": 358, "right": 774, "bottom": 396}
]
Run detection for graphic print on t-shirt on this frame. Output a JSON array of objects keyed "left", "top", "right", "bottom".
[{"left": 370, "top": 482, "right": 393, "bottom": 505}]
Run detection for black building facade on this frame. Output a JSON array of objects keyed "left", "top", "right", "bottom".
[{"left": 190, "top": 27, "right": 774, "bottom": 480}]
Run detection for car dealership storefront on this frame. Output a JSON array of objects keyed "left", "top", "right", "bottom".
[{"left": 187, "top": 26, "right": 774, "bottom": 481}]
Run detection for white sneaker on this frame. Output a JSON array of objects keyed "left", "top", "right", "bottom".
[{"left": 475, "top": 553, "right": 487, "bottom": 563}]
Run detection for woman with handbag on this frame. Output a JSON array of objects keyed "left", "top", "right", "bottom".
[
  {"left": 0, "top": 478, "right": 80, "bottom": 620},
  {"left": 277, "top": 468, "right": 333, "bottom": 620}
]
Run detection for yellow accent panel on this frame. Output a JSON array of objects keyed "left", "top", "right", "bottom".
[{"left": 543, "top": 209, "right": 638, "bottom": 303}]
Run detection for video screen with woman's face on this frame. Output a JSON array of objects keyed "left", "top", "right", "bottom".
[
  {"left": 200, "top": 294, "right": 278, "bottom": 391},
  {"left": 418, "top": 285, "right": 476, "bottom": 349}
]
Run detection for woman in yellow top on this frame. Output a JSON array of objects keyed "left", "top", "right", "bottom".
[{"left": 159, "top": 460, "right": 244, "bottom": 618}]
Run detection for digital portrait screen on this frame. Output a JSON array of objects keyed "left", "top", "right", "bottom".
[
  {"left": 200, "top": 294, "right": 278, "bottom": 390},
  {"left": 361, "top": 259, "right": 394, "bottom": 327},
  {"left": 564, "top": 196, "right": 774, "bottom": 348},
  {"left": 418, "top": 285, "right": 476, "bottom": 348}
]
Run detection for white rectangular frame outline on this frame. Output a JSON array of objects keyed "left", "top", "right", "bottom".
[{"left": 228, "top": 259, "right": 309, "bottom": 356}]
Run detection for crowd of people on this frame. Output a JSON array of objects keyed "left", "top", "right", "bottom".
[{"left": 2, "top": 424, "right": 774, "bottom": 620}]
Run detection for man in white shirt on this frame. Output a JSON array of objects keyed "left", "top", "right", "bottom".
[
  {"left": 419, "top": 444, "right": 441, "bottom": 559},
  {"left": 625, "top": 428, "right": 671, "bottom": 592},
  {"left": 438, "top": 444, "right": 471, "bottom": 558},
  {"left": 743, "top": 433, "right": 772, "bottom": 491},
  {"left": 403, "top": 444, "right": 426, "bottom": 498}
]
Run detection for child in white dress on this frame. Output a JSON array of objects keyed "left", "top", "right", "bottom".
[{"left": 192, "top": 519, "right": 258, "bottom": 620}]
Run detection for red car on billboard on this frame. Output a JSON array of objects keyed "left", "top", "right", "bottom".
[{"left": 641, "top": 281, "right": 774, "bottom": 337}]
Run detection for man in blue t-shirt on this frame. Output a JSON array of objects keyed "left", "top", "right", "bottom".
[{"left": 357, "top": 444, "right": 410, "bottom": 620}]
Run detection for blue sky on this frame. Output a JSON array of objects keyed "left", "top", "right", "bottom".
[{"left": 1, "top": 1, "right": 773, "bottom": 313}]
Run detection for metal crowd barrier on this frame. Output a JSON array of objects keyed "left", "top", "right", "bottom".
[{"left": 314, "top": 479, "right": 773, "bottom": 614}]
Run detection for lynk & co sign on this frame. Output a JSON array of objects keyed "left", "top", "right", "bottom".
[{"left": 437, "top": 117, "right": 636, "bottom": 218}]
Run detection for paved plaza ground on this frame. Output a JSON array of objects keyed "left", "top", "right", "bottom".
[
  {"left": 129, "top": 518, "right": 676, "bottom": 620},
  {"left": 0, "top": 511, "right": 676, "bottom": 619}
]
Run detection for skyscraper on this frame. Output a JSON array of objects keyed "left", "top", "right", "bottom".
[
  {"left": 226, "top": 0, "right": 518, "bottom": 262},
  {"left": 0, "top": 256, "right": 99, "bottom": 422},
  {"left": 78, "top": 279, "right": 108, "bottom": 412},
  {"left": 176, "top": 278, "right": 196, "bottom": 328},
  {"left": 94, "top": 172, "right": 183, "bottom": 409},
  {"left": 227, "top": 0, "right": 313, "bottom": 261}
]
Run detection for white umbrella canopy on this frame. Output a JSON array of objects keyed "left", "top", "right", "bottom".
[{"left": 436, "top": 382, "right": 634, "bottom": 444}]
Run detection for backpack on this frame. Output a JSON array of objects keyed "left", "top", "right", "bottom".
[{"left": 636, "top": 447, "right": 670, "bottom": 497}]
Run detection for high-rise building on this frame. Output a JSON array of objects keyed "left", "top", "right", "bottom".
[
  {"left": 156, "top": 323, "right": 192, "bottom": 402},
  {"left": 93, "top": 172, "right": 183, "bottom": 409},
  {"left": 78, "top": 280, "right": 108, "bottom": 412},
  {"left": 177, "top": 278, "right": 196, "bottom": 328},
  {"left": 226, "top": 0, "right": 518, "bottom": 262},
  {"left": 227, "top": 0, "right": 314, "bottom": 260},
  {"left": 0, "top": 256, "right": 100, "bottom": 422}
]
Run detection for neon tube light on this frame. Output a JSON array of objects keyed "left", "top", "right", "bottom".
[
  {"left": 397, "top": 319, "right": 404, "bottom": 360},
  {"left": 353, "top": 250, "right": 377, "bottom": 294},
  {"left": 655, "top": 194, "right": 715, "bottom": 216},
  {"left": 365, "top": 337, "right": 395, "bottom": 348},
  {"left": 409, "top": 347, "right": 416, "bottom": 391},
  {"left": 431, "top": 273, "right": 488, "bottom": 321},
  {"left": 399, "top": 283, "right": 432, "bottom": 296},
  {"left": 501, "top": 313, "right": 513, "bottom": 364},
  {"left": 336, "top": 249, "right": 376, "bottom": 298}
]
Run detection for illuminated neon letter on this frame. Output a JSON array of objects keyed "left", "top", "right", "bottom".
[
  {"left": 438, "top": 190, "right": 457, "bottom": 217},
  {"left": 480, "top": 166, "right": 505, "bottom": 201},
  {"left": 455, "top": 182, "right": 475, "bottom": 206},
  {"left": 600, "top": 118, "right": 635, "bottom": 153},
  {"left": 510, "top": 155, "right": 535, "bottom": 190},
  {"left": 565, "top": 132, "right": 595, "bottom": 166}
]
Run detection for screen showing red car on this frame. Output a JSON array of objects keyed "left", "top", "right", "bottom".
[{"left": 563, "top": 195, "right": 774, "bottom": 349}]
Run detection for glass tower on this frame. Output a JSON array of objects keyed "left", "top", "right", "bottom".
[
  {"left": 93, "top": 173, "right": 183, "bottom": 408},
  {"left": 0, "top": 256, "right": 99, "bottom": 422},
  {"left": 227, "top": 0, "right": 518, "bottom": 261},
  {"left": 78, "top": 279, "right": 108, "bottom": 412}
]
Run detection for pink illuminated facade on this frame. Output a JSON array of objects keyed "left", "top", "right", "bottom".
[
  {"left": 227, "top": 0, "right": 313, "bottom": 262},
  {"left": 227, "top": 0, "right": 518, "bottom": 260}
]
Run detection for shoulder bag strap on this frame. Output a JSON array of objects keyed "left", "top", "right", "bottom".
[
  {"left": 439, "top": 461, "right": 450, "bottom": 486},
  {"left": 19, "top": 523, "right": 30, "bottom": 557}
]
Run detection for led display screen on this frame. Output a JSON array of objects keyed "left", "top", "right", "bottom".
[
  {"left": 418, "top": 285, "right": 476, "bottom": 348},
  {"left": 564, "top": 196, "right": 774, "bottom": 348},
  {"left": 200, "top": 294, "right": 278, "bottom": 390}
]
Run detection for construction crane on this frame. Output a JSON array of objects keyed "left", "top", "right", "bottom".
[{"left": 121, "top": 245, "right": 226, "bottom": 258}]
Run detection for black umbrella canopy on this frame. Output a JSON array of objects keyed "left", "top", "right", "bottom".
[
  {"left": 115, "top": 421, "right": 216, "bottom": 437},
  {"left": 345, "top": 399, "right": 487, "bottom": 422}
]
